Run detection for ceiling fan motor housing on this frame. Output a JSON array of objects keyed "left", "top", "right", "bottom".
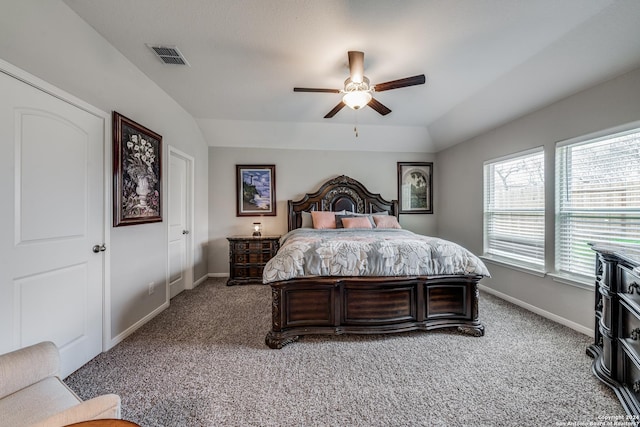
[{"left": 343, "top": 76, "right": 371, "bottom": 93}]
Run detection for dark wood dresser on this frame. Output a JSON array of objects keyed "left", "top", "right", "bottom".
[
  {"left": 589, "top": 243, "right": 640, "bottom": 421},
  {"left": 227, "top": 236, "right": 280, "bottom": 285}
]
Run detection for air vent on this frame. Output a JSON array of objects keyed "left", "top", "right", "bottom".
[{"left": 147, "top": 45, "right": 190, "bottom": 66}]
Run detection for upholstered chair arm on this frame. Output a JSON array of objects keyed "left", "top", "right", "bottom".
[
  {"left": 0, "top": 341, "right": 59, "bottom": 399},
  {"left": 31, "top": 394, "right": 122, "bottom": 427}
]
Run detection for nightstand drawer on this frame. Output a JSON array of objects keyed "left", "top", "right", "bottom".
[
  {"left": 231, "top": 265, "right": 266, "bottom": 279},
  {"left": 234, "top": 240, "right": 278, "bottom": 252},
  {"left": 233, "top": 252, "right": 272, "bottom": 263}
]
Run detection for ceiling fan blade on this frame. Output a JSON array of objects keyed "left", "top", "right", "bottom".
[
  {"left": 294, "top": 87, "right": 340, "bottom": 93},
  {"left": 348, "top": 51, "right": 365, "bottom": 83},
  {"left": 374, "top": 74, "right": 426, "bottom": 92},
  {"left": 368, "top": 98, "right": 392, "bottom": 116},
  {"left": 324, "top": 102, "right": 346, "bottom": 118}
]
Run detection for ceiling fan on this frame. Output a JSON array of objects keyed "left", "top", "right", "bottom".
[{"left": 294, "top": 51, "right": 426, "bottom": 118}]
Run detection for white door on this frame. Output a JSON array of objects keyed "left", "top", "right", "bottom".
[
  {"left": 0, "top": 69, "right": 104, "bottom": 377},
  {"left": 168, "top": 148, "right": 193, "bottom": 299}
]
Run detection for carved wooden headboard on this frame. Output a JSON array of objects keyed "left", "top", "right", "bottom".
[{"left": 287, "top": 175, "right": 398, "bottom": 231}]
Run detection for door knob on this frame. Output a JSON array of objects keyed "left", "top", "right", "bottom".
[
  {"left": 92, "top": 244, "right": 106, "bottom": 253},
  {"left": 182, "top": 230, "right": 190, "bottom": 235}
]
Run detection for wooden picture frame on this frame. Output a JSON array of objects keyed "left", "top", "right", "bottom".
[
  {"left": 397, "top": 162, "right": 433, "bottom": 214},
  {"left": 113, "top": 111, "right": 162, "bottom": 226},
  {"left": 236, "top": 165, "right": 276, "bottom": 217}
]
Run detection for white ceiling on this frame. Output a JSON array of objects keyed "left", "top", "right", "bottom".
[{"left": 63, "top": 0, "right": 640, "bottom": 152}]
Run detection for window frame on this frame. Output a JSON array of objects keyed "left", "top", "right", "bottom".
[
  {"left": 483, "top": 146, "right": 546, "bottom": 273},
  {"left": 554, "top": 122, "right": 640, "bottom": 284}
]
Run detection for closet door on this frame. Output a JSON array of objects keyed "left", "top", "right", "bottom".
[{"left": 0, "top": 69, "right": 105, "bottom": 377}]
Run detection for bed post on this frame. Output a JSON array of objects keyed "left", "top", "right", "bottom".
[
  {"left": 265, "top": 286, "right": 300, "bottom": 349},
  {"left": 457, "top": 282, "right": 485, "bottom": 337}
]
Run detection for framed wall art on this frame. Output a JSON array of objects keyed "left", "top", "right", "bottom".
[
  {"left": 397, "top": 162, "right": 433, "bottom": 214},
  {"left": 236, "top": 165, "right": 276, "bottom": 217},
  {"left": 113, "top": 111, "right": 163, "bottom": 226}
]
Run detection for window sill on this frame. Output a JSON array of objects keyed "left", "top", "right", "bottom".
[
  {"left": 480, "top": 255, "right": 546, "bottom": 278},
  {"left": 479, "top": 256, "right": 597, "bottom": 291},
  {"left": 548, "top": 272, "right": 595, "bottom": 290}
]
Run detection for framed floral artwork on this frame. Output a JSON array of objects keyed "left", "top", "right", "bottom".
[
  {"left": 113, "top": 111, "right": 162, "bottom": 226},
  {"left": 236, "top": 165, "right": 276, "bottom": 216},
  {"left": 397, "top": 162, "right": 433, "bottom": 214}
]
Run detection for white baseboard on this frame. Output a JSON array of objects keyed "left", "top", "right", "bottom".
[
  {"left": 208, "top": 273, "right": 229, "bottom": 278},
  {"left": 193, "top": 274, "right": 209, "bottom": 287},
  {"left": 479, "top": 285, "right": 594, "bottom": 338},
  {"left": 106, "top": 301, "right": 170, "bottom": 350}
]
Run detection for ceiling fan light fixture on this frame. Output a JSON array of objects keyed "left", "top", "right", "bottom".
[
  {"left": 342, "top": 76, "right": 372, "bottom": 110},
  {"left": 342, "top": 90, "right": 372, "bottom": 110}
]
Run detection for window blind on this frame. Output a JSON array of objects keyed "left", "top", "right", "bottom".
[
  {"left": 556, "top": 128, "right": 640, "bottom": 278},
  {"left": 484, "top": 148, "right": 545, "bottom": 270}
]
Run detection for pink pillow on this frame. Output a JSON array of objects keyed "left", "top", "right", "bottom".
[
  {"left": 341, "top": 216, "right": 373, "bottom": 229},
  {"left": 373, "top": 215, "right": 402, "bottom": 229},
  {"left": 311, "top": 211, "right": 337, "bottom": 229}
]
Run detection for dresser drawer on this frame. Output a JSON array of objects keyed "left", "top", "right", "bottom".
[
  {"left": 600, "top": 287, "right": 613, "bottom": 332},
  {"left": 620, "top": 347, "right": 640, "bottom": 400},
  {"left": 620, "top": 265, "right": 640, "bottom": 305},
  {"left": 621, "top": 301, "right": 640, "bottom": 358}
]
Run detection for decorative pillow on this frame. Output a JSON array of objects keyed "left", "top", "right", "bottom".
[
  {"left": 341, "top": 216, "right": 373, "bottom": 229},
  {"left": 311, "top": 211, "right": 337, "bottom": 229},
  {"left": 346, "top": 210, "right": 388, "bottom": 216},
  {"left": 373, "top": 215, "right": 402, "bottom": 229},
  {"left": 344, "top": 212, "right": 377, "bottom": 226},
  {"left": 335, "top": 215, "right": 356, "bottom": 228},
  {"left": 300, "top": 211, "right": 313, "bottom": 228}
]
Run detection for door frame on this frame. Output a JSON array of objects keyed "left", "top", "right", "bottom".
[
  {"left": 0, "top": 58, "right": 112, "bottom": 352},
  {"left": 167, "top": 146, "right": 195, "bottom": 298}
]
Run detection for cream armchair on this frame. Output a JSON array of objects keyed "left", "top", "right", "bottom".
[{"left": 0, "top": 341, "right": 121, "bottom": 427}]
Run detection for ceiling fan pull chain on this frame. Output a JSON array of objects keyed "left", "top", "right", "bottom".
[{"left": 354, "top": 111, "right": 359, "bottom": 137}]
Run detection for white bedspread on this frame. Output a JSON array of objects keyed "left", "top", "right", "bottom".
[{"left": 263, "top": 228, "right": 490, "bottom": 284}]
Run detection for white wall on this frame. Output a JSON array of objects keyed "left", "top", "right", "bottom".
[
  {"left": 0, "top": 0, "right": 209, "bottom": 345},
  {"left": 436, "top": 66, "right": 640, "bottom": 332},
  {"left": 208, "top": 147, "right": 435, "bottom": 274}
]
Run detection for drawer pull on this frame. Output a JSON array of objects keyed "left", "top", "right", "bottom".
[
  {"left": 628, "top": 282, "right": 640, "bottom": 294},
  {"left": 634, "top": 381, "right": 640, "bottom": 393},
  {"left": 631, "top": 328, "right": 640, "bottom": 340}
]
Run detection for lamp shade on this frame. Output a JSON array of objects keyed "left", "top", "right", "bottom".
[{"left": 342, "top": 91, "right": 372, "bottom": 110}]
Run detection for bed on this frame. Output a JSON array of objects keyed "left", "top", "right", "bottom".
[{"left": 263, "top": 175, "right": 489, "bottom": 349}]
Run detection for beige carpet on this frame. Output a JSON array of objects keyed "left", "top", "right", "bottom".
[{"left": 65, "top": 278, "right": 622, "bottom": 427}]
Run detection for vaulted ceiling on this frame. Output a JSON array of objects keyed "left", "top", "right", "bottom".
[{"left": 64, "top": 0, "right": 640, "bottom": 152}]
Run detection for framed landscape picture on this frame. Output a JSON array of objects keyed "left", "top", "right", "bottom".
[
  {"left": 397, "top": 162, "right": 433, "bottom": 214},
  {"left": 236, "top": 165, "right": 276, "bottom": 216},
  {"left": 113, "top": 111, "right": 163, "bottom": 226}
]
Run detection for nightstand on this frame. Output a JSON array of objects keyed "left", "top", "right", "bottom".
[{"left": 227, "top": 236, "right": 280, "bottom": 285}]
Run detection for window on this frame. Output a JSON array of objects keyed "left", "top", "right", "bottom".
[
  {"left": 556, "top": 127, "right": 640, "bottom": 279},
  {"left": 483, "top": 148, "right": 545, "bottom": 271}
]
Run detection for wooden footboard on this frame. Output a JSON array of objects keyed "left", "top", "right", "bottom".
[{"left": 265, "top": 275, "right": 484, "bottom": 349}]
